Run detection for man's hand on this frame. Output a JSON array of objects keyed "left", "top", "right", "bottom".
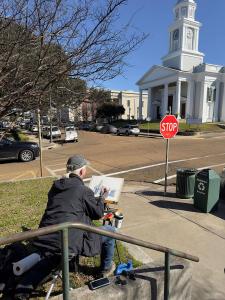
[{"left": 100, "top": 187, "right": 109, "bottom": 199}]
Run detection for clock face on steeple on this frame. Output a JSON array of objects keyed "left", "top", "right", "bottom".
[
  {"left": 186, "top": 28, "right": 194, "bottom": 50},
  {"left": 163, "top": 0, "right": 203, "bottom": 71},
  {"left": 187, "top": 28, "right": 193, "bottom": 38}
]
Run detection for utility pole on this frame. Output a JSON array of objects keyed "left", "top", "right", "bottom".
[
  {"left": 49, "top": 89, "right": 53, "bottom": 143},
  {"left": 37, "top": 109, "right": 43, "bottom": 177}
]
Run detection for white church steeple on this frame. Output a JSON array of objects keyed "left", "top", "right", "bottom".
[{"left": 162, "top": 0, "right": 204, "bottom": 71}]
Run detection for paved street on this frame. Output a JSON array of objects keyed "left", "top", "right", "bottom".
[{"left": 1, "top": 130, "right": 225, "bottom": 183}]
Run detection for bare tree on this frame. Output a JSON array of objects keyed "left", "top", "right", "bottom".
[{"left": 0, "top": 0, "right": 147, "bottom": 118}]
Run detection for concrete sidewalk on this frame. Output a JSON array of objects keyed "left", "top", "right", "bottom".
[
  {"left": 119, "top": 182, "right": 225, "bottom": 300},
  {"left": 26, "top": 133, "right": 59, "bottom": 150}
]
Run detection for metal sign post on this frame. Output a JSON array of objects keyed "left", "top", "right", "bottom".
[
  {"left": 164, "top": 138, "right": 169, "bottom": 196},
  {"left": 37, "top": 108, "right": 43, "bottom": 177},
  {"left": 160, "top": 115, "right": 179, "bottom": 196}
]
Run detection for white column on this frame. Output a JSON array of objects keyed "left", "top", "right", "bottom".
[
  {"left": 147, "top": 88, "right": 152, "bottom": 119},
  {"left": 162, "top": 84, "right": 168, "bottom": 116},
  {"left": 213, "top": 81, "right": 220, "bottom": 122},
  {"left": 196, "top": 29, "right": 199, "bottom": 51},
  {"left": 220, "top": 82, "right": 225, "bottom": 121},
  {"left": 138, "top": 89, "right": 143, "bottom": 120},
  {"left": 186, "top": 80, "right": 194, "bottom": 120},
  {"left": 198, "top": 81, "right": 208, "bottom": 122},
  {"left": 181, "top": 26, "right": 185, "bottom": 49},
  {"left": 175, "top": 79, "right": 181, "bottom": 118}
]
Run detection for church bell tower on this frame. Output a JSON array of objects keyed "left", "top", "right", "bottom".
[{"left": 162, "top": 0, "right": 204, "bottom": 71}]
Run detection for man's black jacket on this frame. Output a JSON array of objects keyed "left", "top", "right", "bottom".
[{"left": 33, "top": 175, "right": 104, "bottom": 256}]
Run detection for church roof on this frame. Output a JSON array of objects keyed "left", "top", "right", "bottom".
[{"left": 176, "top": 0, "right": 195, "bottom": 4}]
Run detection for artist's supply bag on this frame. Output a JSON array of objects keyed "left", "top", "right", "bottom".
[{"left": 0, "top": 242, "right": 29, "bottom": 273}]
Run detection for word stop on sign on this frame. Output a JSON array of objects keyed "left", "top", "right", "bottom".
[{"left": 161, "top": 123, "right": 178, "bottom": 131}]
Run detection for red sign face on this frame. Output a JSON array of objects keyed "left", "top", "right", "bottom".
[{"left": 160, "top": 115, "right": 179, "bottom": 139}]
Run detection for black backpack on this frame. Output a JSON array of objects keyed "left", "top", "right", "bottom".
[{"left": 0, "top": 242, "right": 30, "bottom": 295}]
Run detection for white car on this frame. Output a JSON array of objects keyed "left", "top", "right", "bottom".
[
  {"left": 117, "top": 124, "right": 140, "bottom": 136},
  {"left": 65, "top": 126, "right": 78, "bottom": 142},
  {"left": 43, "top": 126, "right": 61, "bottom": 139},
  {"left": 31, "top": 124, "right": 38, "bottom": 132}
]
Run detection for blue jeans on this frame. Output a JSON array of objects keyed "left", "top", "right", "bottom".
[{"left": 100, "top": 225, "right": 116, "bottom": 271}]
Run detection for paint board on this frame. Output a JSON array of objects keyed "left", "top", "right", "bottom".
[{"left": 89, "top": 176, "right": 124, "bottom": 203}]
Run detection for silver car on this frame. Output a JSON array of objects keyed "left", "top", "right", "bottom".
[{"left": 117, "top": 124, "right": 140, "bottom": 136}]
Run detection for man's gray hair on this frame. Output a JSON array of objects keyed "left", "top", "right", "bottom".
[
  {"left": 69, "top": 165, "right": 86, "bottom": 176},
  {"left": 66, "top": 155, "right": 89, "bottom": 172}
]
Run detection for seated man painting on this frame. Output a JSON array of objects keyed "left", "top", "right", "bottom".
[{"left": 0, "top": 155, "right": 115, "bottom": 300}]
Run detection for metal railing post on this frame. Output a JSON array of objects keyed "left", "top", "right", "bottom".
[
  {"left": 61, "top": 228, "right": 70, "bottom": 300},
  {"left": 164, "top": 252, "right": 170, "bottom": 300}
]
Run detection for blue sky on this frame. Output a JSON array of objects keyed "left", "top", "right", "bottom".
[{"left": 103, "top": 0, "right": 225, "bottom": 92}]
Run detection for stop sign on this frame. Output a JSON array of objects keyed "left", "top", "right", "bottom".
[{"left": 160, "top": 115, "right": 179, "bottom": 139}]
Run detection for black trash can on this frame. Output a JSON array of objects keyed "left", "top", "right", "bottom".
[
  {"left": 176, "top": 169, "right": 197, "bottom": 199},
  {"left": 219, "top": 169, "right": 225, "bottom": 201}
]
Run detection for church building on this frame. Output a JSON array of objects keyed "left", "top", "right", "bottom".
[{"left": 137, "top": 0, "right": 225, "bottom": 123}]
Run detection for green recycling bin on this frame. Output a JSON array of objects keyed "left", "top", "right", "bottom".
[
  {"left": 194, "top": 169, "right": 220, "bottom": 213},
  {"left": 176, "top": 169, "right": 197, "bottom": 199}
]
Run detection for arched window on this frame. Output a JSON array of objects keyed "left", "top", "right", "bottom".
[
  {"left": 172, "top": 29, "right": 179, "bottom": 51},
  {"left": 181, "top": 7, "right": 187, "bottom": 17},
  {"left": 175, "top": 8, "right": 179, "bottom": 20}
]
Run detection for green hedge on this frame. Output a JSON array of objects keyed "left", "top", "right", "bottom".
[{"left": 11, "top": 130, "right": 29, "bottom": 141}]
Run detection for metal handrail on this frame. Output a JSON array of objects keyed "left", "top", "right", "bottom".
[{"left": 0, "top": 222, "right": 199, "bottom": 300}]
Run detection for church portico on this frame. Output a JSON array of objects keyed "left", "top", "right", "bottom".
[
  {"left": 137, "top": 0, "right": 225, "bottom": 124},
  {"left": 138, "top": 71, "right": 192, "bottom": 120}
]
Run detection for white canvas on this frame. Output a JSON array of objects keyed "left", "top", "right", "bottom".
[{"left": 89, "top": 176, "right": 124, "bottom": 203}]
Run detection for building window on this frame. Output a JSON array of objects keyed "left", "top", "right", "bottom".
[
  {"left": 127, "top": 100, "right": 130, "bottom": 107},
  {"left": 142, "top": 101, "right": 144, "bottom": 107},
  {"left": 189, "top": 7, "right": 195, "bottom": 19},
  {"left": 175, "top": 8, "right": 179, "bottom": 20},
  {"left": 172, "top": 29, "right": 179, "bottom": 51},
  {"left": 181, "top": 7, "right": 187, "bottom": 17},
  {"left": 207, "top": 87, "right": 216, "bottom": 102}
]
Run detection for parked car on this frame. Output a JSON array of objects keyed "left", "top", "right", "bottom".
[
  {"left": 100, "top": 124, "right": 117, "bottom": 134},
  {"left": 65, "top": 126, "right": 78, "bottom": 142},
  {"left": 95, "top": 125, "right": 103, "bottom": 132},
  {"left": 31, "top": 124, "right": 38, "bottom": 132},
  {"left": 0, "top": 121, "right": 11, "bottom": 129},
  {"left": 78, "top": 123, "right": 90, "bottom": 131},
  {"left": 19, "top": 121, "right": 26, "bottom": 129},
  {"left": 0, "top": 138, "right": 40, "bottom": 162},
  {"left": 43, "top": 126, "right": 61, "bottom": 139},
  {"left": 117, "top": 124, "right": 140, "bottom": 136}
]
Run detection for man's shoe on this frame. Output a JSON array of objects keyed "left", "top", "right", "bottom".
[
  {"left": 14, "top": 293, "right": 30, "bottom": 300},
  {"left": 100, "top": 262, "right": 116, "bottom": 277},
  {"left": 0, "top": 283, "right": 5, "bottom": 292}
]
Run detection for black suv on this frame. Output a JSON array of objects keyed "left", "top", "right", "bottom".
[{"left": 0, "top": 138, "right": 40, "bottom": 162}]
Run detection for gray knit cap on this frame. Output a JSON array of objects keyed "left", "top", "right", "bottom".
[{"left": 66, "top": 155, "right": 89, "bottom": 171}]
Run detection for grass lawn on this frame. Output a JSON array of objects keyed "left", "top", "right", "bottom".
[
  {"left": 111, "top": 119, "right": 225, "bottom": 132},
  {"left": 0, "top": 178, "right": 141, "bottom": 298},
  {"left": 140, "top": 121, "right": 225, "bottom": 132}
]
